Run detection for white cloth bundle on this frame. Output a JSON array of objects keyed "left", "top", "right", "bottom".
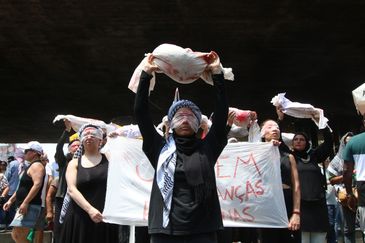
[
  {"left": 52, "top": 114, "right": 118, "bottom": 134},
  {"left": 229, "top": 107, "right": 253, "bottom": 127},
  {"left": 271, "top": 93, "right": 329, "bottom": 129},
  {"left": 128, "top": 44, "right": 234, "bottom": 93},
  {"left": 352, "top": 83, "right": 365, "bottom": 115}
]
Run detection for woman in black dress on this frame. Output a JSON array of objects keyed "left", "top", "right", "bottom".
[{"left": 59, "top": 124, "right": 118, "bottom": 243}]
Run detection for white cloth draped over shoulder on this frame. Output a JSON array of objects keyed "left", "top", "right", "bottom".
[
  {"left": 128, "top": 43, "right": 235, "bottom": 93},
  {"left": 271, "top": 93, "right": 329, "bottom": 129}
]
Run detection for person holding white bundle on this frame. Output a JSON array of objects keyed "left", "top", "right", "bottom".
[{"left": 134, "top": 52, "right": 228, "bottom": 243}]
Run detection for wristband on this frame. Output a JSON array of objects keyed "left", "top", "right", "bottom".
[{"left": 292, "top": 211, "right": 301, "bottom": 215}]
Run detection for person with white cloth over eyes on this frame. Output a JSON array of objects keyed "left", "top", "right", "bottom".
[
  {"left": 134, "top": 52, "right": 228, "bottom": 243},
  {"left": 59, "top": 124, "right": 118, "bottom": 243}
]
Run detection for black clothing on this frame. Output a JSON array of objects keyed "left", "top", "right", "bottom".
[
  {"left": 280, "top": 152, "right": 292, "bottom": 187},
  {"left": 59, "top": 154, "right": 118, "bottom": 243},
  {"left": 16, "top": 161, "right": 45, "bottom": 207},
  {"left": 151, "top": 232, "right": 218, "bottom": 243},
  {"left": 55, "top": 130, "right": 72, "bottom": 199},
  {"left": 294, "top": 127, "right": 333, "bottom": 232},
  {"left": 135, "top": 71, "right": 228, "bottom": 236}
]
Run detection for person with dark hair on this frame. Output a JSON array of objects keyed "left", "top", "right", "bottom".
[
  {"left": 0, "top": 160, "right": 9, "bottom": 231},
  {"left": 291, "top": 127, "right": 333, "bottom": 243},
  {"left": 259, "top": 119, "right": 301, "bottom": 243},
  {"left": 328, "top": 132, "right": 355, "bottom": 243},
  {"left": 343, "top": 129, "right": 365, "bottom": 243},
  {"left": 134, "top": 52, "right": 228, "bottom": 243},
  {"left": 53, "top": 119, "right": 80, "bottom": 243},
  {"left": 59, "top": 124, "right": 118, "bottom": 243}
]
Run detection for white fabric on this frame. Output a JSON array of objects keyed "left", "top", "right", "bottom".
[
  {"left": 354, "top": 154, "right": 365, "bottom": 181},
  {"left": 271, "top": 93, "right": 329, "bottom": 129},
  {"left": 53, "top": 114, "right": 118, "bottom": 134},
  {"left": 248, "top": 121, "right": 261, "bottom": 142},
  {"left": 352, "top": 83, "right": 365, "bottom": 115},
  {"left": 102, "top": 137, "right": 288, "bottom": 228},
  {"left": 156, "top": 136, "right": 177, "bottom": 227},
  {"left": 128, "top": 44, "right": 234, "bottom": 93},
  {"left": 114, "top": 124, "right": 142, "bottom": 139},
  {"left": 229, "top": 108, "right": 252, "bottom": 127}
]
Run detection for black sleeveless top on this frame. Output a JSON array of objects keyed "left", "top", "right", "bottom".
[
  {"left": 16, "top": 161, "right": 45, "bottom": 207},
  {"left": 280, "top": 152, "right": 292, "bottom": 187}
]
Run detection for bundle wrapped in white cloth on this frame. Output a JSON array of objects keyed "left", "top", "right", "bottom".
[
  {"left": 271, "top": 93, "right": 329, "bottom": 129},
  {"left": 352, "top": 83, "right": 365, "bottom": 115},
  {"left": 128, "top": 43, "right": 234, "bottom": 93},
  {"left": 52, "top": 114, "right": 118, "bottom": 134}
]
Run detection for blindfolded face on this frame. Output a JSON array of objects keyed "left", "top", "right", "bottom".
[
  {"left": 80, "top": 127, "right": 103, "bottom": 142},
  {"left": 170, "top": 108, "right": 200, "bottom": 136},
  {"left": 261, "top": 120, "right": 280, "bottom": 142}
]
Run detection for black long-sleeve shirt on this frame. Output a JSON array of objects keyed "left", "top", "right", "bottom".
[
  {"left": 54, "top": 130, "right": 72, "bottom": 198},
  {"left": 134, "top": 71, "right": 228, "bottom": 235}
]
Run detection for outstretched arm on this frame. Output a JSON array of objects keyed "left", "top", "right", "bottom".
[{"left": 134, "top": 54, "right": 164, "bottom": 167}]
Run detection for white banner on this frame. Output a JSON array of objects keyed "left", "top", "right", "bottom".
[{"left": 103, "top": 137, "right": 288, "bottom": 228}]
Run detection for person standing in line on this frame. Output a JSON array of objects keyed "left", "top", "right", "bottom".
[
  {"left": 4, "top": 151, "right": 24, "bottom": 230},
  {"left": 3, "top": 141, "right": 46, "bottom": 243},
  {"left": 134, "top": 52, "right": 228, "bottom": 243},
  {"left": 328, "top": 132, "right": 356, "bottom": 243},
  {"left": 259, "top": 119, "right": 301, "bottom": 243},
  {"left": 343, "top": 130, "right": 365, "bottom": 243},
  {"left": 59, "top": 124, "right": 119, "bottom": 243},
  {"left": 53, "top": 119, "right": 80, "bottom": 243}
]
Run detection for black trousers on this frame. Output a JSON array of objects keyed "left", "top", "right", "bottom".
[{"left": 150, "top": 232, "right": 217, "bottom": 243}]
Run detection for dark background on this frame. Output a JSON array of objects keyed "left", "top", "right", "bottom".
[{"left": 0, "top": 0, "right": 364, "bottom": 142}]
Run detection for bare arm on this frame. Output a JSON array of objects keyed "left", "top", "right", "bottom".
[
  {"left": 46, "top": 185, "right": 57, "bottom": 222},
  {"left": 17, "top": 163, "right": 45, "bottom": 215},
  {"left": 66, "top": 159, "right": 103, "bottom": 223},
  {"left": 343, "top": 160, "right": 356, "bottom": 211},
  {"left": 288, "top": 154, "right": 300, "bottom": 231}
]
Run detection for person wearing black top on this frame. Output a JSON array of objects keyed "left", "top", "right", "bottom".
[
  {"left": 3, "top": 141, "right": 46, "bottom": 243},
  {"left": 53, "top": 119, "right": 80, "bottom": 243},
  {"left": 291, "top": 126, "right": 333, "bottom": 242},
  {"left": 134, "top": 52, "right": 228, "bottom": 243}
]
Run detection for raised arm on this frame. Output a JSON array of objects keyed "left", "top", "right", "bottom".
[
  {"left": 313, "top": 126, "right": 333, "bottom": 163},
  {"left": 134, "top": 55, "right": 164, "bottom": 167}
]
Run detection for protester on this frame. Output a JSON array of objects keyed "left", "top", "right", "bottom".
[
  {"left": 291, "top": 125, "right": 333, "bottom": 242},
  {"left": 328, "top": 132, "right": 356, "bottom": 243},
  {"left": 321, "top": 157, "right": 338, "bottom": 243},
  {"left": 53, "top": 119, "right": 80, "bottom": 243},
  {"left": 343, "top": 130, "right": 365, "bottom": 243},
  {"left": 134, "top": 52, "right": 228, "bottom": 243},
  {"left": 45, "top": 177, "right": 58, "bottom": 231},
  {"left": 3, "top": 141, "right": 46, "bottom": 243},
  {"left": 259, "top": 119, "right": 301, "bottom": 243},
  {"left": 0, "top": 161, "right": 9, "bottom": 231},
  {"left": 59, "top": 124, "right": 118, "bottom": 243},
  {"left": 4, "top": 151, "right": 24, "bottom": 230}
]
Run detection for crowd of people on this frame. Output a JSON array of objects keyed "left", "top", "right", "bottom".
[{"left": 0, "top": 52, "right": 364, "bottom": 243}]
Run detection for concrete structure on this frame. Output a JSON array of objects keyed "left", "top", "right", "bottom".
[{"left": 1, "top": 1, "right": 365, "bottom": 142}]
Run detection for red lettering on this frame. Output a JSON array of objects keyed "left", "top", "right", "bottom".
[
  {"left": 233, "top": 153, "right": 262, "bottom": 178},
  {"left": 255, "top": 179, "right": 264, "bottom": 195},
  {"left": 216, "top": 159, "right": 230, "bottom": 179},
  {"left": 245, "top": 181, "right": 256, "bottom": 201},
  {"left": 242, "top": 206, "right": 255, "bottom": 222},
  {"left": 234, "top": 185, "right": 244, "bottom": 203},
  {"left": 217, "top": 186, "right": 235, "bottom": 200}
]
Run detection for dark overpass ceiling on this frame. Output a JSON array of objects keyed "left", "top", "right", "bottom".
[{"left": 0, "top": 0, "right": 365, "bottom": 142}]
